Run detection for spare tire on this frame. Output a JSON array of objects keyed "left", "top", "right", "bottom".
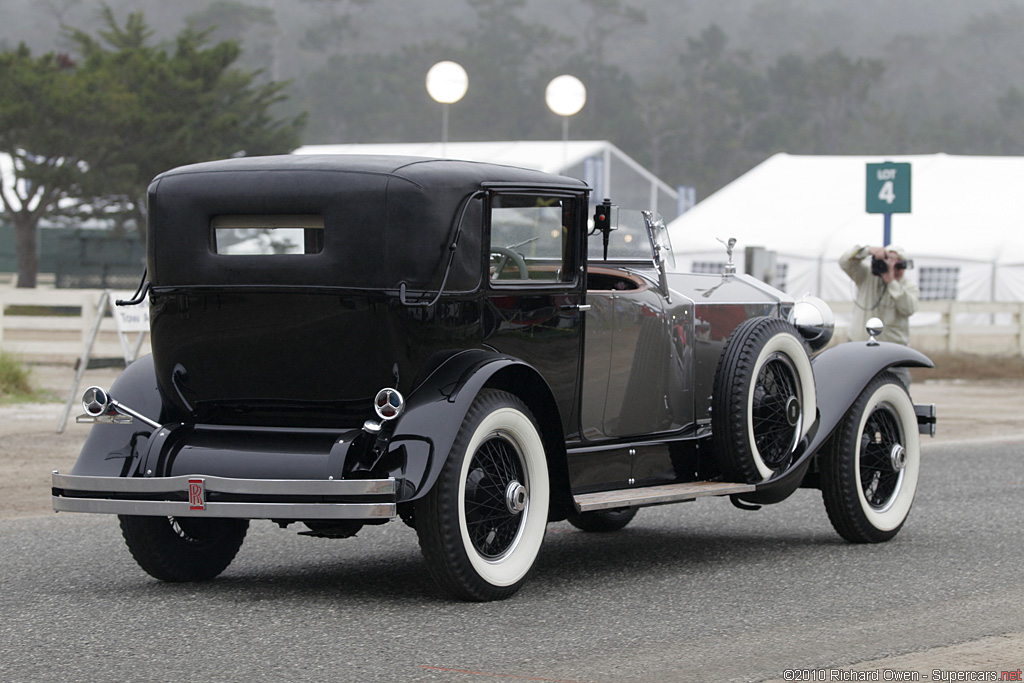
[{"left": 711, "top": 317, "right": 816, "bottom": 483}]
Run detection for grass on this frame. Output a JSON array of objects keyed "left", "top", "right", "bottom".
[
  {"left": 0, "top": 350, "right": 35, "bottom": 400},
  {"left": 3, "top": 305, "right": 82, "bottom": 317}
]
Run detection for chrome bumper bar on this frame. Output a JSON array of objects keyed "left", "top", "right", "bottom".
[{"left": 51, "top": 472, "right": 397, "bottom": 520}]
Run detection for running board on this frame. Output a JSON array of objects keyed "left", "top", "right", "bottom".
[{"left": 574, "top": 481, "right": 755, "bottom": 512}]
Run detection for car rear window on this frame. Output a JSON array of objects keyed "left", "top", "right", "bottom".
[{"left": 211, "top": 215, "right": 325, "bottom": 255}]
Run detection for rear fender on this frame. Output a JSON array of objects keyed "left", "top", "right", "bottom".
[
  {"left": 68, "top": 355, "right": 164, "bottom": 478},
  {"left": 742, "top": 340, "right": 933, "bottom": 504},
  {"left": 65, "top": 350, "right": 568, "bottom": 508},
  {"left": 381, "top": 349, "right": 565, "bottom": 505}
]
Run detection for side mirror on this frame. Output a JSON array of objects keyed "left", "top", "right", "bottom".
[{"left": 592, "top": 198, "right": 617, "bottom": 260}]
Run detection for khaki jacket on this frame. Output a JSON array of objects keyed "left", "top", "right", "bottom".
[{"left": 839, "top": 245, "right": 920, "bottom": 345}]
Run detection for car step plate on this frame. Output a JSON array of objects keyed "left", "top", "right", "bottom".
[{"left": 574, "top": 481, "right": 755, "bottom": 512}]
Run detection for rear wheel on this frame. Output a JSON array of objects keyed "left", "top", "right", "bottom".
[
  {"left": 567, "top": 507, "right": 638, "bottom": 533},
  {"left": 415, "top": 390, "right": 549, "bottom": 601},
  {"left": 820, "top": 373, "right": 920, "bottom": 543},
  {"left": 119, "top": 515, "right": 248, "bottom": 582}
]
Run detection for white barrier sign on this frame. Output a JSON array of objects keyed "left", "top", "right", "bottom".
[
  {"left": 111, "top": 291, "right": 150, "bottom": 333},
  {"left": 58, "top": 290, "right": 150, "bottom": 433}
]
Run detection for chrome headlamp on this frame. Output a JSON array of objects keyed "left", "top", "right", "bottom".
[{"left": 788, "top": 296, "right": 835, "bottom": 352}]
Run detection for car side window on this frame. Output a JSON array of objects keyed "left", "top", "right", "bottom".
[{"left": 489, "top": 195, "right": 576, "bottom": 283}]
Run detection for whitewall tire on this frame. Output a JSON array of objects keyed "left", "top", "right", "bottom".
[
  {"left": 821, "top": 373, "right": 920, "bottom": 543},
  {"left": 416, "top": 389, "right": 549, "bottom": 601}
]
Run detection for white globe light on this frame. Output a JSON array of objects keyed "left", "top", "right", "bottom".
[
  {"left": 426, "top": 61, "right": 469, "bottom": 104},
  {"left": 545, "top": 75, "right": 586, "bottom": 117}
]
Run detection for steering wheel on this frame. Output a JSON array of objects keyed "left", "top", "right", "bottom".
[{"left": 490, "top": 246, "right": 528, "bottom": 280}]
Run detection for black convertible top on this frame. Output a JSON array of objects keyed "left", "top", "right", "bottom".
[{"left": 146, "top": 154, "right": 588, "bottom": 292}]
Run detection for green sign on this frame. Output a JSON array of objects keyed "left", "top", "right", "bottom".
[{"left": 866, "top": 162, "right": 911, "bottom": 213}]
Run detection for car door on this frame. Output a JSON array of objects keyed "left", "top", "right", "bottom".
[
  {"left": 584, "top": 272, "right": 676, "bottom": 438},
  {"left": 572, "top": 211, "right": 696, "bottom": 491},
  {"left": 580, "top": 211, "right": 690, "bottom": 440},
  {"left": 482, "top": 190, "right": 587, "bottom": 437}
]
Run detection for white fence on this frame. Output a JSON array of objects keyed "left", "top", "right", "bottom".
[
  {"left": 0, "top": 286, "right": 151, "bottom": 363},
  {"left": 2, "top": 286, "right": 1022, "bottom": 362},
  {"left": 830, "top": 300, "right": 1024, "bottom": 355}
]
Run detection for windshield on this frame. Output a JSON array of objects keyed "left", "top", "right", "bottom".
[
  {"left": 647, "top": 211, "right": 677, "bottom": 271},
  {"left": 588, "top": 209, "right": 675, "bottom": 269}
]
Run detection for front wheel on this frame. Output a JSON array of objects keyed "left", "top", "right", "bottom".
[
  {"left": 415, "top": 390, "right": 549, "bottom": 601},
  {"left": 820, "top": 373, "right": 920, "bottom": 543},
  {"left": 119, "top": 515, "right": 249, "bottom": 581}
]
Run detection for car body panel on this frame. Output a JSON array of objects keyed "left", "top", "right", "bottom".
[{"left": 57, "top": 154, "right": 933, "bottom": 528}]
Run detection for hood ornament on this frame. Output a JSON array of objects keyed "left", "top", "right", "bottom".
[{"left": 717, "top": 237, "right": 737, "bottom": 275}]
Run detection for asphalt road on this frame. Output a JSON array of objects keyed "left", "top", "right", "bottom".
[{"left": 2, "top": 438, "right": 1022, "bottom": 683}]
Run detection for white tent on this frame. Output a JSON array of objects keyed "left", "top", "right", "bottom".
[
  {"left": 294, "top": 140, "right": 683, "bottom": 221},
  {"left": 667, "top": 153, "right": 1024, "bottom": 304},
  {"left": 0, "top": 152, "right": 28, "bottom": 212}
]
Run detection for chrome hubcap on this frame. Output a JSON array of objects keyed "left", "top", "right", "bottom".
[
  {"left": 785, "top": 396, "right": 801, "bottom": 426},
  {"left": 889, "top": 443, "right": 907, "bottom": 472},
  {"left": 505, "top": 480, "right": 528, "bottom": 515}
]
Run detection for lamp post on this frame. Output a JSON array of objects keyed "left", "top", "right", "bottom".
[
  {"left": 545, "top": 74, "right": 587, "bottom": 169},
  {"left": 426, "top": 61, "right": 468, "bottom": 157}
]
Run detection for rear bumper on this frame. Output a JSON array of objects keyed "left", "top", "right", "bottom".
[{"left": 51, "top": 472, "right": 397, "bottom": 520}]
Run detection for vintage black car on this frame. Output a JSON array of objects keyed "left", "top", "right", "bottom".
[{"left": 53, "top": 155, "right": 937, "bottom": 601}]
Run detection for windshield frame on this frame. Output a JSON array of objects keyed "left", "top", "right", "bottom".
[{"left": 587, "top": 208, "right": 674, "bottom": 269}]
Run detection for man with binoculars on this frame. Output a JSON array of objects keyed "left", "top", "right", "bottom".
[{"left": 840, "top": 244, "right": 921, "bottom": 385}]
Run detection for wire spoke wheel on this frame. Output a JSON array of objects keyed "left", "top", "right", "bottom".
[
  {"left": 858, "top": 404, "right": 906, "bottom": 511},
  {"left": 464, "top": 433, "right": 528, "bottom": 559},
  {"left": 752, "top": 352, "right": 802, "bottom": 468},
  {"left": 821, "top": 372, "right": 920, "bottom": 543},
  {"left": 416, "top": 389, "right": 549, "bottom": 601},
  {"left": 169, "top": 517, "right": 222, "bottom": 545}
]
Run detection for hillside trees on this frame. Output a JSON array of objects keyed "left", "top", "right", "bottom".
[
  {"left": 632, "top": 26, "right": 888, "bottom": 198},
  {"left": 298, "top": 0, "right": 375, "bottom": 56},
  {"left": 295, "top": 4, "right": 892, "bottom": 201},
  {"left": 0, "top": 45, "right": 127, "bottom": 288},
  {"left": 184, "top": 1, "right": 276, "bottom": 76},
  {"left": 0, "top": 8, "right": 304, "bottom": 287},
  {"left": 8, "top": 0, "right": 1024, "bottom": 286},
  {"left": 297, "top": 0, "right": 651, "bottom": 145}
]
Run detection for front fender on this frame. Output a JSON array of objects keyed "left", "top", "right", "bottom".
[
  {"left": 807, "top": 341, "right": 932, "bottom": 458},
  {"left": 742, "top": 340, "right": 933, "bottom": 504},
  {"left": 68, "top": 355, "right": 163, "bottom": 478},
  {"left": 381, "top": 349, "right": 552, "bottom": 503}
]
